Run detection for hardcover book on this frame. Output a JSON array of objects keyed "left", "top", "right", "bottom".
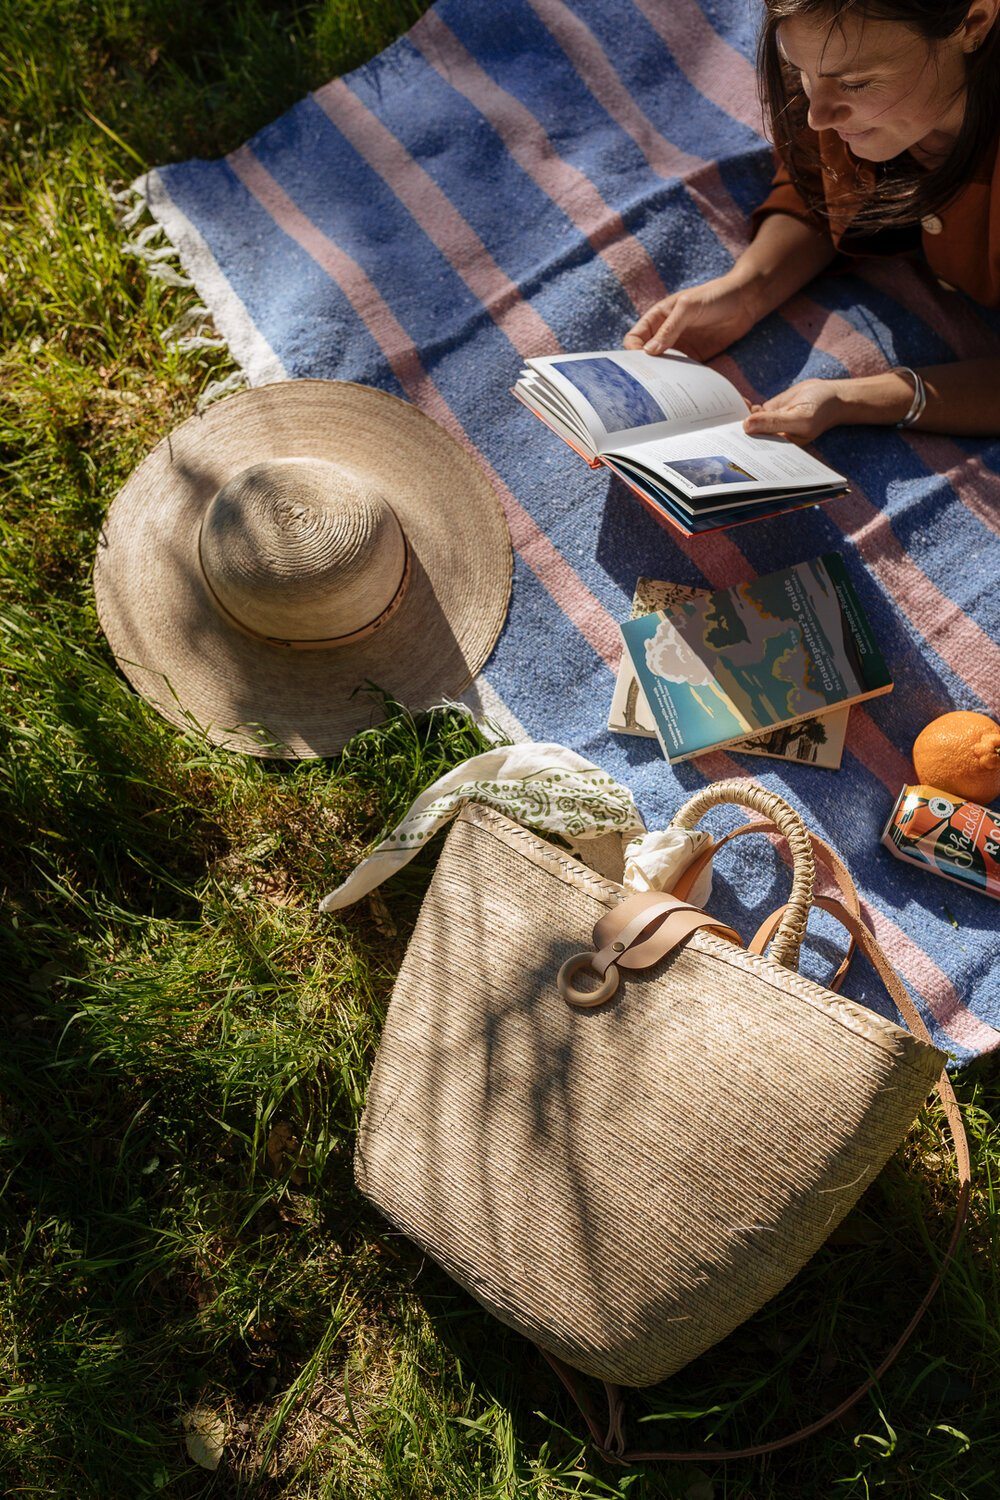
[
  {"left": 618, "top": 554, "right": 891, "bottom": 764},
  {"left": 609, "top": 578, "right": 849, "bottom": 769},
  {"left": 512, "top": 349, "right": 848, "bottom": 537}
]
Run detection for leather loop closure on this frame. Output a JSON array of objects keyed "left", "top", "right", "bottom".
[
  {"left": 592, "top": 892, "right": 741, "bottom": 972},
  {"left": 556, "top": 954, "right": 621, "bottom": 1008},
  {"left": 557, "top": 892, "right": 742, "bottom": 1009}
]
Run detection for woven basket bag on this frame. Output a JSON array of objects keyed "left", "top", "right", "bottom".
[{"left": 356, "top": 780, "right": 969, "bottom": 1461}]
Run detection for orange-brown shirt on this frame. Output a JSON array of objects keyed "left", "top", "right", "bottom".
[{"left": 752, "top": 128, "right": 1000, "bottom": 307}]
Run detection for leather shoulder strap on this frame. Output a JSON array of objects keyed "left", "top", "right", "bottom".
[
  {"left": 543, "top": 899, "right": 971, "bottom": 1464},
  {"left": 669, "top": 820, "right": 861, "bottom": 988}
]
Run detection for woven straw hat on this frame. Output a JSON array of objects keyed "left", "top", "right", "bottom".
[{"left": 93, "top": 381, "right": 512, "bottom": 757}]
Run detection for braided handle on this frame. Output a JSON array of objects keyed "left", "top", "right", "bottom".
[{"left": 670, "top": 780, "right": 815, "bottom": 969}]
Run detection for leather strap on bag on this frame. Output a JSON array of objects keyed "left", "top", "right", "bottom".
[
  {"left": 544, "top": 897, "right": 971, "bottom": 1464},
  {"left": 671, "top": 820, "right": 863, "bottom": 988},
  {"left": 556, "top": 891, "right": 742, "bottom": 1008}
]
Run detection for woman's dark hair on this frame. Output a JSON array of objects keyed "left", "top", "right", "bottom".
[{"left": 758, "top": 0, "right": 1000, "bottom": 230}]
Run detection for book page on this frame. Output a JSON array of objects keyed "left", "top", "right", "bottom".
[
  {"left": 513, "top": 375, "right": 594, "bottom": 453},
  {"left": 611, "top": 419, "right": 844, "bottom": 497},
  {"left": 525, "top": 350, "right": 747, "bottom": 450}
]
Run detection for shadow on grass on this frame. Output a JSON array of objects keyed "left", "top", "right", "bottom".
[{"left": 406, "top": 1146, "right": 989, "bottom": 1499}]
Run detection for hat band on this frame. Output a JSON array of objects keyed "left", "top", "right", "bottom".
[{"left": 197, "top": 530, "right": 412, "bottom": 651}]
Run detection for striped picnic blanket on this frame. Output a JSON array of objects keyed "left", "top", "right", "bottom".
[{"left": 134, "top": 0, "right": 1000, "bottom": 1059}]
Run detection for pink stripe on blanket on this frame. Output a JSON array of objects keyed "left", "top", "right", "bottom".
[
  {"left": 226, "top": 144, "right": 621, "bottom": 669},
  {"left": 629, "top": 0, "right": 765, "bottom": 139},
  {"left": 524, "top": 0, "right": 748, "bottom": 258},
  {"left": 866, "top": 907, "right": 1000, "bottom": 1051},
  {"left": 311, "top": 80, "right": 561, "bottom": 359},
  {"left": 903, "top": 438, "right": 1000, "bottom": 541},
  {"left": 828, "top": 471, "right": 1000, "bottom": 706},
  {"left": 410, "top": 10, "right": 666, "bottom": 315},
  {"left": 840, "top": 703, "right": 914, "bottom": 795}
]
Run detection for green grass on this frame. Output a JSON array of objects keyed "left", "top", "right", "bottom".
[{"left": 2, "top": 0, "right": 1000, "bottom": 1495}]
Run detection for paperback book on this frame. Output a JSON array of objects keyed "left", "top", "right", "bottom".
[
  {"left": 618, "top": 554, "right": 891, "bottom": 764},
  {"left": 512, "top": 349, "right": 848, "bottom": 537},
  {"left": 609, "top": 578, "right": 849, "bottom": 769}
]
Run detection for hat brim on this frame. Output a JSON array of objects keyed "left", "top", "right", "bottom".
[{"left": 93, "top": 381, "right": 513, "bottom": 757}]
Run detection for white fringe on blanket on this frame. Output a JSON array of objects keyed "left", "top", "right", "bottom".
[{"left": 111, "top": 175, "right": 251, "bottom": 409}]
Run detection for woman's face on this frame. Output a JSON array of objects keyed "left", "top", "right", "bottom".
[{"left": 778, "top": 11, "right": 970, "bottom": 160}]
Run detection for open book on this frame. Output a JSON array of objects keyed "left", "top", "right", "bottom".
[{"left": 512, "top": 350, "right": 848, "bottom": 537}]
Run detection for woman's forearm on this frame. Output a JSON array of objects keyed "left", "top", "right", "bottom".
[
  {"left": 743, "top": 359, "right": 1000, "bottom": 441},
  {"left": 730, "top": 212, "right": 837, "bottom": 321},
  {"left": 833, "top": 360, "right": 1000, "bottom": 437}
]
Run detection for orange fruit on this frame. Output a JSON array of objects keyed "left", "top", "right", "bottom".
[{"left": 912, "top": 711, "right": 1000, "bottom": 805}]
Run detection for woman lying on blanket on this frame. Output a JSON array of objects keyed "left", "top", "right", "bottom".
[{"left": 624, "top": 0, "right": 1000, "bottom": 439}]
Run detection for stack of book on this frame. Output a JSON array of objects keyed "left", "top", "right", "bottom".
[{"left": 611, "top": 556, "right": 892, "bottom": 770}]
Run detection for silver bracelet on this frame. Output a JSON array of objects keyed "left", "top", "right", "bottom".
[{"left": 895, "top": 366, "right": 927, "bottom": 428}]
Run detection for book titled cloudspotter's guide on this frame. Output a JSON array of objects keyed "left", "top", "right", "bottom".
[
  {"left": 618, "top": 555, "right": 892, "bottom": 764},
  {"left": 512, "top": 349, "right": 848, "bottom": 537},
  {"left": 609, "top": 578, "right": 850, "bottom": 769}
]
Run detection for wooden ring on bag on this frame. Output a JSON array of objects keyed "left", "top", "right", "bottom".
[{"left": 557, "top": 953, "right": 620, "bottom": 1008}]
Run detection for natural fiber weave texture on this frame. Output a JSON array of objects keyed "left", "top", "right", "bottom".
[
  {"left": 357, "top": 802, "right": 944, "bottom": 1387},
  {"left": 94, "top": 381, "right": 512, "bottom": 756},
  {"left": 671, "top": 779, "right": 815, "bottom": 968}
]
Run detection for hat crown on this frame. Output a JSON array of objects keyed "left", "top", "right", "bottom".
[{"left": 199, "top": 458, "right": 408, "bottom": 643}]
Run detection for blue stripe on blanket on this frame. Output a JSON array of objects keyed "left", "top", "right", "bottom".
[{"left": 143, "top": 0, "right": 1000, "bottom": 1061}]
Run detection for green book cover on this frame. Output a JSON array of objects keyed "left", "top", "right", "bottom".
[{"left": 619, "top": 554, "right": 892, "bottom": 764}]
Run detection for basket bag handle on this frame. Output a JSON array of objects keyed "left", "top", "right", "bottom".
[
  {"left": 543, "top": 780, "right": 971, "bottom": 1465},
  {"left": 668, "top": 783, "right": 863, "bottom": 987},
  {"left": 670, "top": 779, "right": 817, "bottom": 968}
]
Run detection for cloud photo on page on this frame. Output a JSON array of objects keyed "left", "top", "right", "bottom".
[
  {"left": 551, "top": 356, "right": 664, "bottom": 431},
  {"left": 666, "top": 455, "right": 756, "bottom": 488}
]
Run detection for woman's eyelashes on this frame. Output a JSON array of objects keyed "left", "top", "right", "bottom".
[{"left": 783, "top": 58, "right": 877, "bottom": 97}]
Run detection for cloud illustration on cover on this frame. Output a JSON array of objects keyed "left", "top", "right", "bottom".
[{"left": 644, "top": 618, "right": 714, "bottom": 686}]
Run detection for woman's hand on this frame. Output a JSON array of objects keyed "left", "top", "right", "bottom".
[
  {"left": 623, "top": 275, "right": 762, "bottom": 361},
  {"left": 743, "top": 379, "right": 847, "bottom": 442},
  {"left": 743, "top": 363, "right": 1000, "bottom": 440}
]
